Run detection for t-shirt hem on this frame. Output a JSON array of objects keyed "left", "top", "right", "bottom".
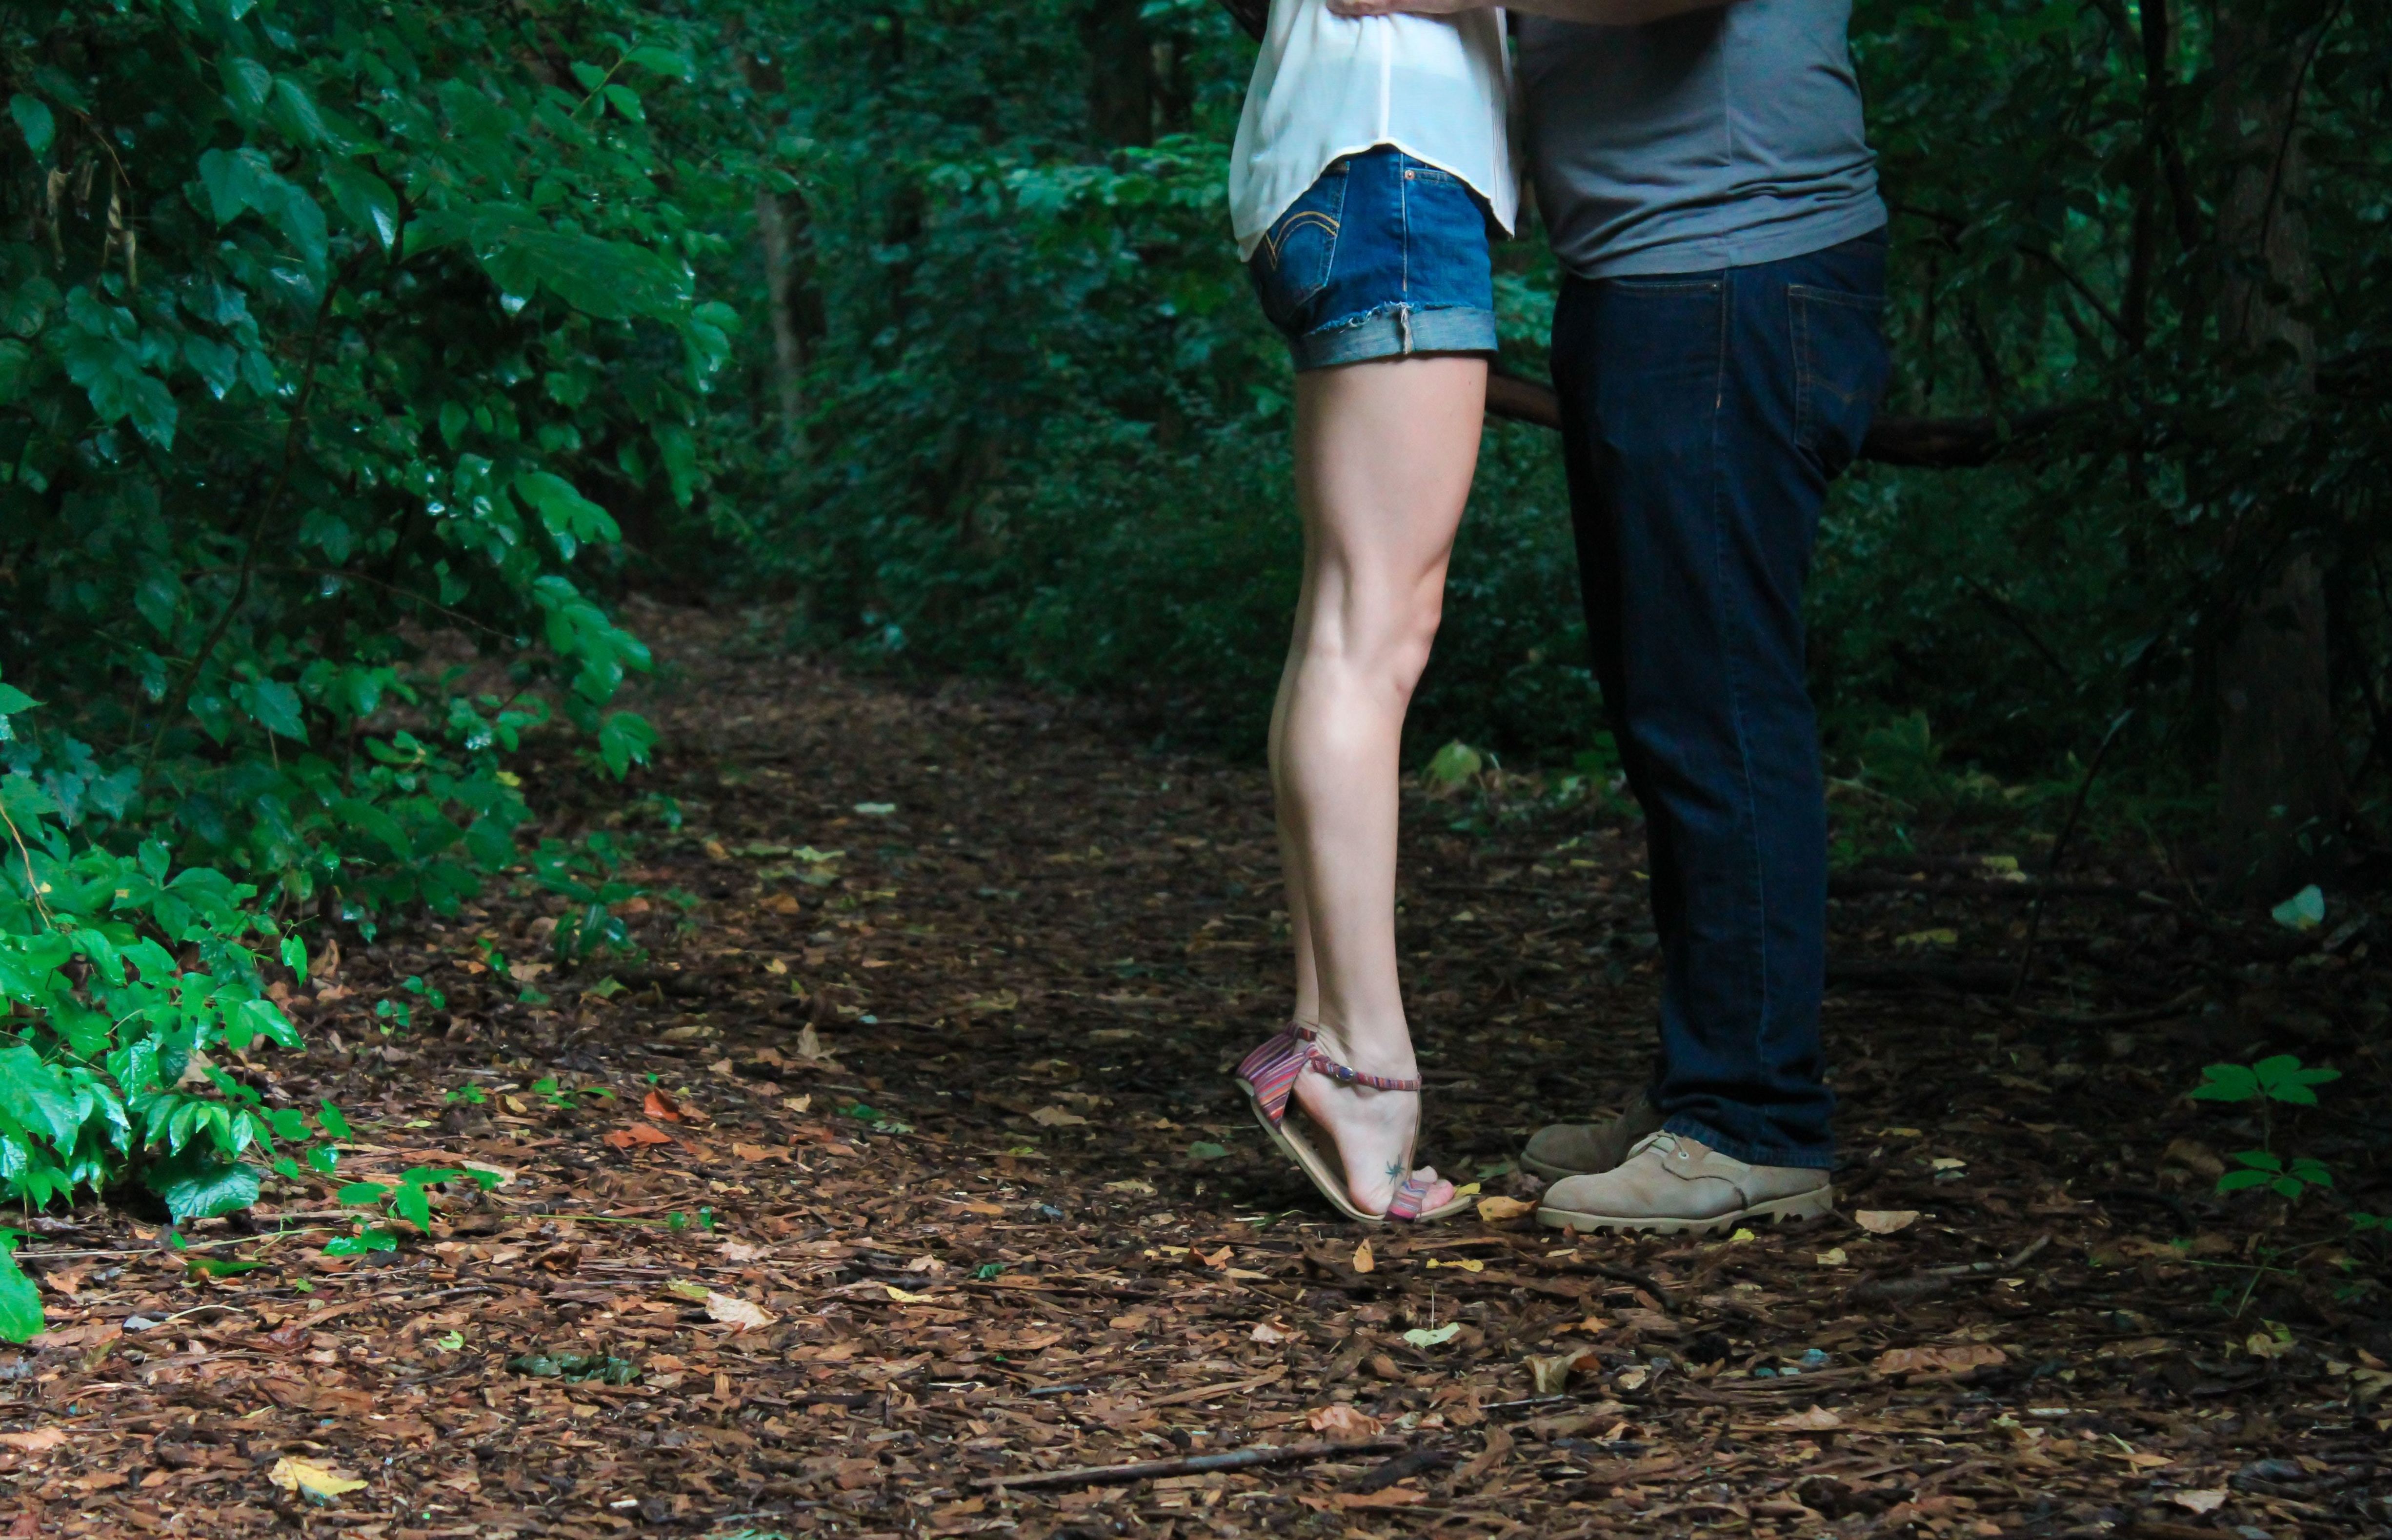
[{"left": 1560, "top": 201, "right": 1888, "bottom": 280}]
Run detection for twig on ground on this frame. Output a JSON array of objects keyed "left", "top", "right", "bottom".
[
  {"left": 975, "top": 1437, "right": 1405, "bottom": 1492},
  {"left": 1847, "top": 1233, "right": 2053, "bottom": 1304}
]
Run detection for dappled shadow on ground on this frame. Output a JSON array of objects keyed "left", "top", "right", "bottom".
[{"left": 2, "top": 602, "right": 2383, "bottom": 1539}]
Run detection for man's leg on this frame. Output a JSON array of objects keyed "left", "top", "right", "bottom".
[{"left": 1531, "top": 236, "right": 1888, "bottom": 1220}]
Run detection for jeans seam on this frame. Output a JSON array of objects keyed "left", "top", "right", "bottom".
[{"left": 1709, "top": 268, "right": 1772, "bottom": 1100}]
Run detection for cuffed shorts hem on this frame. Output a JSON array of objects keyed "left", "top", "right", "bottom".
[
  {"left": 1288, "top": 303, "right": 1498, "bottom": 371},
  {"left": 1660, "top": 1114, "right": 1836, "bottom": 1172}
]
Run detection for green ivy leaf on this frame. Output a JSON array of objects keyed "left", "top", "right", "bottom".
[
  {"left": 2187, "top": 1063, "right": 2259, "bottom": 1103},
  {"left": 0, "top": 1235, "right": 42, "bottom": 1344},
  {"left": 7, "top": 96, "right": 52, "bottom": 159},
  {"left": 323, "top": 1227, "right": 397, "bottom": 1257},
  {"left": 144, "top": 1148, "right": 261, "bottom": 1222}
]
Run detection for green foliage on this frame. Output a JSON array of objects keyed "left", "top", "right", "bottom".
[
  {"left": 2189, "top": 1055, "right": 2342, "bottom": 1108},
  {"left": 0, "top": 4, "right": 714, "bottom": 920},
  {"left": 1422, "top": 741, "right": 1486, "bottom": 794},
  {"left": 508, "top": 1349, "right": 639, "bottom": 1384},
  {"left": 2270, "top": 886, "right": 2327, "bottom": 933},
  {"left": 2217, "top": 1150, "right": 2332, "bottom": 1200},
  {"left": 0, "top": 0, "right": 780, "bottom": 1329},
  {"left": 339, "top": 1164, "right": 498, "bottom": 1233},
  {"left": 2189, "top": 1055, "right": 2346, "bottom": 1210},
  {"left": 0, "top": 1232, "right": 41, "bottom": 1343}
]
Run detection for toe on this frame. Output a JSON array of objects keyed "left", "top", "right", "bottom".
[{"left": 1408, "top": 1168, "right": 1456, "bottom": 1214}]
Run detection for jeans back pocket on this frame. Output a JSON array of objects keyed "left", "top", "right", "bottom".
[
  {"left": 1248, "top": 168, "right": 1348, "bottom": 334},
  {"left": 1789, "top": 283, "right": 1889, "bottom": 481}
]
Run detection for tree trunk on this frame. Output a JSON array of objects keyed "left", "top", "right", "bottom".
[
  {"left": 2207, "top": 2, "right": 2343, "bottom": 898},
  {"left": 755, "top": 189, "right": 807, "bottom": 459},
  {"left": 1081, "top": 0, "right": 1155, "bottom": 147}
]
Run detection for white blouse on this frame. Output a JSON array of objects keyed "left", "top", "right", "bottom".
[{"left": 1228, "top": 0, "right": 1517, "bottom": 262}]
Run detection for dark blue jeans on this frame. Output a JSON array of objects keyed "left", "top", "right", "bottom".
[{"left": 1550, "top": 232, "right": 1889, "bottom": 1170}]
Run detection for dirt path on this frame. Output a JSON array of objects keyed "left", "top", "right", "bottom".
[{"left": 2, "top": 605, "right": 2383, "bottom": 1539}]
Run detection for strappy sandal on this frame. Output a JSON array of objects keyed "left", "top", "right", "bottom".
[{"left": 1234, "top": 1022, "right": 1474, "bottom": 1224}]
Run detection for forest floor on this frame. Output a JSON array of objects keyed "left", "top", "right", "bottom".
[{"left": 1, "top": 602, "right": 2387, "bottom": 1540}]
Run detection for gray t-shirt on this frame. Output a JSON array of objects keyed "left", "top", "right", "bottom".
[{"left": 1516, "top": 0, "right": 1886, "bottom": 279}]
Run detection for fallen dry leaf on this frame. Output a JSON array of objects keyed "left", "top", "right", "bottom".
[
  {"left": 1526, "top": 1349, "right": 1593, "bottom": 1394},
  {"left": 1318, "top": 1487, "right": 1424, "bottom": 1509},
  {"left": 603, "top": 1122, "right": 676, "bottom": 1150},
  {"left": 1351, "top": 1239, "right": 1374, "bottom": 1274},
  {"left": 1308, "top": 1404, "right": 1384, "bottom": 1442},
  {"left": 1029, "top": 1104, "right": 1088, "bottom": 1127},
  {"left": 1772, "top": 1405, "right": 1843, "bottom": 1431},
  {"left": 1477, "top": 1195, "right": 1535, "bottom": 1222},
  {"left": 0, "top": 1429, "right": 65, "bottom": 1453},
  {"left": 2168, "top": 1490, "right": 2228, "bottom": 1514},
  {"left": 269, "top": 1456, "right": 366, "bottom": 1500},
  {"left": 643, "top": 1088, "right": 685, "bottom": 1122},
  {"left": 1854, "top": 1209, "right": 1920, "bottom": 1234},
  {"left": 1873, "top": 1343, "right": 2007, "bottom": 1377},
  {"left": 1250, "top": 1318, "right": 1294, "bottom": 1345},
  {"left": 704, "top": 1292, "right": 775, "bottom": 1330}
]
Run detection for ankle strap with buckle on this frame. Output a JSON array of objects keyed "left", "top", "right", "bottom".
[{"left": 1234, "top": 1023, "right": 1421, "bottom": 1128}]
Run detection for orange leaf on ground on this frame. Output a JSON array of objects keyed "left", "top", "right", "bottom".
[
  {"left": 1873, "top": 1343, "right": 2006, "bottom": 1377},
  {"left": 1307, "top": 1404, "right": 1383, "bottom": 1442},
  {"left": 643, "top": 1089, "right": 684, "bottom": 1121},
  {"left": 603, "top": 1122, "right": 676, "bottom": 1150},
  {"left": 0, "top": 1429, "right": 66, "bottom": 1453},
  {"left": 1772, "top": 1405, "right": 1843, "bottom": 1430}
]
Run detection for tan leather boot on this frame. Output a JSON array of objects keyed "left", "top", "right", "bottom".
[
  {"left": 1536, "top": 1130, "right": 1831, "bottom": 1235},
  {"left": 1520, "top": 1090, "right": 1668, "bottom": 1181}
]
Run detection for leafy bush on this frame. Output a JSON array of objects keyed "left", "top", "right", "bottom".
[
  {"left": 0, "top": 687, "right": 348, "bottom": 1336},
  {"left": 0, "top": 0, "right": 744, "bottom": 913},
  {"left": 0, "top": 0, "right": 771, "bottom": 1336}
]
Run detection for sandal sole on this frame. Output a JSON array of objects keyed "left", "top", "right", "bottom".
[
  {"left": 1534, "top": 1184, "right": 1834, "bottom": 1236},
  {"left": 1239, "top": 1083, "right": 1472, "bottom": 1226}
]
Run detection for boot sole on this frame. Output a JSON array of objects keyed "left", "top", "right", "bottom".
[{"left": 1534, "top": 1183, "right": 1834, "bottom": 1236}]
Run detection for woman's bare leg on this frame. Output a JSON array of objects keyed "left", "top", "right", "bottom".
[{"left": 1269, "top": 352, "right": 1487, "bottom": 1215}]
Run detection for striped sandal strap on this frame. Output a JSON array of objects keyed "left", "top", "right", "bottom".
[
  {"left": 1234, "top": 1023, "right": 1424, "bottom": 1128},
  {"left": 1385, "top": 1170, "right": 1442, "bottom": 1223}
]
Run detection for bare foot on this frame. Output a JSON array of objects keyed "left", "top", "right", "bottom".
[{"left": 1288, "top": 1037, "right": 1456, "bottom": 1218}]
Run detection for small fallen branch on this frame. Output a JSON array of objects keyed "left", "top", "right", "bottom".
[
  {"left": 975, "top": 1437, "right": 1404, "bottom": 1492},
  {"left": 1847, "top": 1233, "right": 2052, "bottom": 1305}
]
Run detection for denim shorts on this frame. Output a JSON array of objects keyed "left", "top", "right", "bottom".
[{"left": 1246, "top": 145, "right": 1498, "bottom": 371}]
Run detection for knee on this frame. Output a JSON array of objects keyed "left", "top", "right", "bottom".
[{"left": 1308, "top": 590, "right": 1443, "bottom": 698}]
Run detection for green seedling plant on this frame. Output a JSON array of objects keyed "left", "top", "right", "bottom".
[
  {"left": 531, "top": 832, "right": 646, "bottom": 963},
  {"left": 2188, "top": 1054, "right": 2341, "bottom": 1201},
  {"left": 333, "top": 1166, "right": 502, "bottom": 1253},
  {"left": 529, "top": 1077, "right": 614, "bottom": 1110},
  {"left": 377, "top": 975, "right": 444, "bottom": 1034}
]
